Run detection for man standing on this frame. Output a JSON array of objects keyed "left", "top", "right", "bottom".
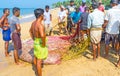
[
  {"left": 98, "top": 1, "right": 105, "bottom": 12},
  {"left": 66, "top": 0, "right": 76, "bottom": 35},
  {"left": 70, "top": 8, "right": 82, "bottom": 37},
  {"left": 117, "top": 0, "right": 120, "bottom": 67},
  {"left": 10, "top": 7, "right": 22, "bottom": 65},
  {"left": 0, "top": 8, "right": 11, "bottom": 57},
  {"left": 58, "top": 5, "right": 68, "bottom": 35},
  {"left": 79, "top": 7, "right": 89, "bottom": 40},
  {"left": 29, "top": 8, "right": 48, "bottom": 76},
  {"left": 79, "top": 1, "right": 87, "bottom": 13},
  {"left": 87, "top": 2, "right": 104, "bottom": 60},
  {"left": 103, "top": 0, "right": 120, "bottom": 58},
  {"left": 44, "top": 5, "right": 52, "bottom": 36}
]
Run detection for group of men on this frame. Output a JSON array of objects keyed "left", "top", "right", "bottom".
[
  {"left": 0, "top": 7, "right": 22, "bottom": 65},
  {"left": 1, "top": 0, "right": 120, "bottom": 76}
]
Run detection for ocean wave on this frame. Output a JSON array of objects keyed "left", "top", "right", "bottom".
[{"left": 19, "top": 14, "right": 35, "bottom": 23}]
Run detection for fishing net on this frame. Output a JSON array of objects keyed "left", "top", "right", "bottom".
[{"left": 18, "top": 36, "right": 71, "bottom": 64}]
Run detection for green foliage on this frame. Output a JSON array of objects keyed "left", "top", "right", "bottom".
[{"left": 52, "top": 0, "right": 111, "bottom": 9}]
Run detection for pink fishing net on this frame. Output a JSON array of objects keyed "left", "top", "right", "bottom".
[{"left": 19, "top": 36, "right": 71, "bottom": 64}]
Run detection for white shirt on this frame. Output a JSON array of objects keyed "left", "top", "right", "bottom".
[
  {"left": 87, "top": 9, "right": 104, "bottom": 29},
  {"left": 105, "top": 6, "right": 120, "bottom": 34},
  {"left": 44, "top": 11, "right": 51, "bottom": 25},
  {"left": 58, "top": 10, "right": 66, "bottom": 22}
]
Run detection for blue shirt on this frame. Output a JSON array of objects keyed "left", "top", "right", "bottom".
[
  {"left": 70, "top": 12, "right": 82, "bottom": 24},
  {"left": 87, "top": 9, "right": 104, "bottom": 29}
]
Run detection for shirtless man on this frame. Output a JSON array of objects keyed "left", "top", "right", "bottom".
[
  {"left": 29, "top": 8, "right": 48, "bottom": 76},
  {"left": 0, "top": 8, "right": 11, "bottom": 57}
]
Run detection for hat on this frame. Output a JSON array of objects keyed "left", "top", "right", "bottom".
[{"left": 110, "top": 0, "right": 118, "bottom": 4}]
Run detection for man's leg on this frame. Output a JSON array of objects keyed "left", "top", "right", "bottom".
[
  {"left": 34, "top": 57, "right": 37, "bottom": 67},
  {"left": 14, "top": 48, "right": 20, "bottom": 64},
  {"left": 37, "top": 59, "right": 42, "bottom": 76},
  {"left": 97, "top": 43, "right": 101, "bottom": 58},
  {"left": 105, "top": 33, "right": 110, "bottom": 58},
  {"left": 12, "top": 33, "right": 21, "bottom": 65},
  {"left": 5, "top": 41, "right": 9, "bottom": 57},
  {"left": 92, "top": 43, "right": 97, "bottom": 60}
]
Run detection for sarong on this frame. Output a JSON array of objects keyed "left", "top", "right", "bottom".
[
  {"left": 34, "top": 38, "right": 48, "bottom": 60},
  {"left": 90, "top": 28, "right": 102, "bottom": 44}
]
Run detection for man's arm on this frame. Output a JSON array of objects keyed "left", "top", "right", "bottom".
[
  {"left": 15, "top": 24, "right": 21, "bottom": 33},
  {"left": 29, "top": 23, "right": 34, "bottom": 40},
  {"left": 87, "top": 14, "right": 92, "bottom": 36},
  {"left": 50, "top": 14, "right": 52, "bottom": 21},
  {"left": 39, "top": 24, "right": 46, "bottom": 47},
  {"left": 0, "top": 14, "right": 7, "bottom": 28},
  {"left": 102, "top": 20, "right": 108, "bottom": 29}
]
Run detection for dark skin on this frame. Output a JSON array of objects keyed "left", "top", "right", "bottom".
[
  {"left": 13, "top": 10, "right": 22, "bottom": 65},
  {"left": 30, "top": 14, "right": 46, "bottom": 76},
  {"left": 0, "top": 10, "right": 10, "bottom": 57}
]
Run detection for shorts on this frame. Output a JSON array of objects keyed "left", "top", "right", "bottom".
[
  {"left": 2, "top": 28, "right": 11, "bottom": 41},
  {"left": 105, "top": 33, "right": 118, "bottom": 45},
  {"left": 12, "top": 32, "right": 22, "bottom": 50}
]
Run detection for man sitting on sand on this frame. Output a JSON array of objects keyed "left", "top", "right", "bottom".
[
  {"left": 44, "top": 5, "right": 52, "bottom": 36},
  {"left": 58, "top": 5, "right": 68, "bottom": 35},
  {"left": 10, "top": 7, "right": 22, "bottom": 65},
  {"left": 103, "top": 0, "right": 120, "bottom": 58},
  {"left": 87, "top": 2, "right": 104, "bottom": 60},
  {"left": 29, "top": 8, "right": 48, "bottom": 76},
  {"left": 0, "top": 8, "right": 11, "bottom": 57}
]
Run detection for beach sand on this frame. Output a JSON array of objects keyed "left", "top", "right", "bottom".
[{"left": 0, "top": 8, "right": 120, "bottom": 76}]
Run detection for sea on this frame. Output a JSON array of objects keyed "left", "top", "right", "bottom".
[{"left": 0, "top": 0, "right": 65, "bottom": 33}]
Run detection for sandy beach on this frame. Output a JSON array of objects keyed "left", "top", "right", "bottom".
[{"left": 0, "top": 8, "right": 120, "bottom": 76}]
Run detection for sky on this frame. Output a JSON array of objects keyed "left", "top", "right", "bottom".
[{"left": 0, "top": 0, "right": 65, "bottom": 8}]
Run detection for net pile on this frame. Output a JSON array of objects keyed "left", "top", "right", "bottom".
[{"left": 19, "top": 36, "right": 71, "bottom": 64}]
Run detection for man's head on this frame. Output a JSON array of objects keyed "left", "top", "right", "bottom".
[
  {"left": 34, "top": 8, "right": 44, "bottom": 20},
  {"left": 99, "top": 1, "right": 102, "bottom": 5},
  {"left": 70, "top": 0, "right": 74, "bottom": 6},
  {"left": 3, "top": 8, "right": 10, "bottom": 16},
  {"left": 92, "top": 1, "right": 99, "bottom": 9},
  {"left": 82, "top": 2, "right": 86, "bottom": 6},
  {"left": 13, "top": 7, "right": 20, "bottom": 17},
  {"left": 110, "top": 0, "right": 118, "bottom": 7},
  {"left": 45, "top": 5, "right": 49, "bottom": 12},
  {"left": 75, "top": 7, "right": 80, "bottom": 13},
  {"left": 85, "top": 7, "right": 89, "bottom": 12},
  {"left": 60, "top": 5, "right": 65, "bottom": 11}
]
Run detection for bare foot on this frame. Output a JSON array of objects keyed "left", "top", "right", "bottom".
[{"left": 15, "top": 62, "right": 23, "bottom": 65}]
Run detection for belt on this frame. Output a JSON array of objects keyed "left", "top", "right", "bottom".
[{"left": 90, "top": 27, "right": 103, "bottom": 31}]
